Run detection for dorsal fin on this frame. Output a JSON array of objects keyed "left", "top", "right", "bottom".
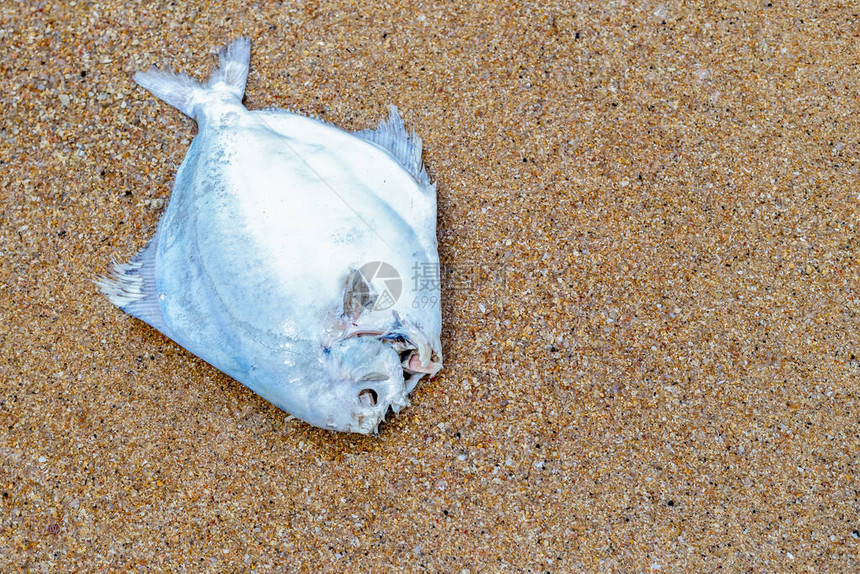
[{"left": 355, "top": 106, "right": 433, "bottom": 189}]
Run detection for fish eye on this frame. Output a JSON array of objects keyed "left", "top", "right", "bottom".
[{"left": 358, "top": 388, "right": 378, "bottom": 407}]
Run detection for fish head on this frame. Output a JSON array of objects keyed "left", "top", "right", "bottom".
[{"left": 312, "top": 336, "right": 408, "bottom": 434}]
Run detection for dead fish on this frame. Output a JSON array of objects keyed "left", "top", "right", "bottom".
[{"left": 99, "top": 38, "right": 443, "bottom": 434}]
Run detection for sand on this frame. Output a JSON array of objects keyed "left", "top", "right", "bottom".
[{"left": 1, "top": 0, "right": 858, "bottom": 571}]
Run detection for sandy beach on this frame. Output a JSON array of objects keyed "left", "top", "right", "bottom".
[{"left": 1, "top": 1, "right": 858, "bottom": 570}]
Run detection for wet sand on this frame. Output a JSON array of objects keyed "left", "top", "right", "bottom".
[{"left": 1, "top": 1, "right": 858, "bottom": 571}]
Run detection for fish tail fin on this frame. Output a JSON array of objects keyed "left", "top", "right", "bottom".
[
  {"left": 133, "top": 37, "right": 251, "bottom": 118},
  {"left": 208, "top": 37, "right": 252, "bottom": 96}
]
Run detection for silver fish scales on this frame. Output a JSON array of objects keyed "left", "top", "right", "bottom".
[{"left": 99, "top": 39, "right": 443, "bottom": 434}]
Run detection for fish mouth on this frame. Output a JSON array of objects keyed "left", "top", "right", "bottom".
[
  {"left": 336, "top": 324, "right": 442, "bottom": 434},
  {"left": 343, "top": 328, "right": 443, "bottom": 384}
]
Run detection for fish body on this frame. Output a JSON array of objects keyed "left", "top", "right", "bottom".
[{"left": 100, "top": 39, "right": 442, "bottom": 434}]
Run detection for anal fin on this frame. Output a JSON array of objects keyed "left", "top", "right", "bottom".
[{"left": 97, "top": 238, "right": 168, "bottom": 334}]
